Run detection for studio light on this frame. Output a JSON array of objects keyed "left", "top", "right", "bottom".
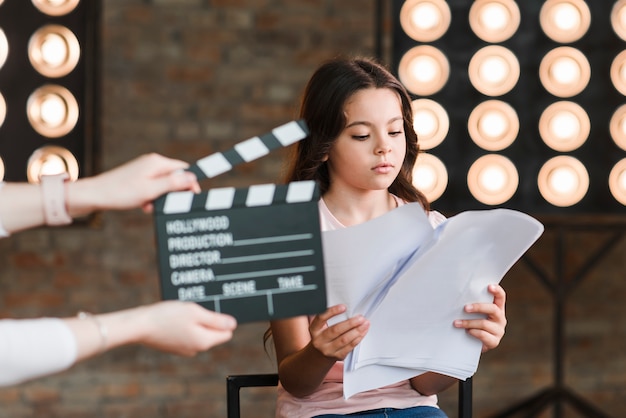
[
  {"left": 0, "top": 28, "right": 7, "bottom": 69},
  {"left": 611, "top": 0, "right": 626, "bottom": 41},
  {"left": 540, "top": 0, "right": 591, "bottom": 43},
  {"left": 26, "top": 144, "right": 79, "bottom": 182},
  {"left": 392, "top": 0, "right": 626, "bottom": 214},
  {"left": 610, "top": 49, "right": 626, "bottom": 95},
  {"left": 28, "top": 24, "right": 80, "bottom": 78},
  {"left": 537, "top": 155, "right": 589, "bottom": 207},
  {"left": 469, "top": 45, "right": 520, "bottom": 97},
  {"left": 610, "top": 103, "right": 626, "bottom": 150},
  {"left": 468, "top": 100, "right": 519, "bottom": 151},
  {"left": 539, "top": 46, "right": 590, "bottom": 98},
  {"left": 398, "top": 45, "right": 449, "bottom": 96},
  {"left": 412, "top": 98, "right": 448, "bottom": 150},
  {"left": 538, "top": 101, "right": 590, "bottom": 151},
  {"left": 31, "top": 0, "right": 79, "bottom": 17},
  {"left": 0, "top": 0, "right": 99, "bottom": 183},
  {"left": 467, "top": 154, "right": 518, "bottom": 206},
  {"left": 399, "top": 0, "right": 451, "bottom": 42},
  {"left": 412, "top": 152, "right": 447, "bottom": 203},
  {"left": 0, "top": 91, "right": 5, "bottom": 129},
  {"left": 469, "top": 0, "right": 520, "bottom": 43},
  {"left": 609, "top": 158, "right": 626, "bottom": 205},
  {"left": 27, "top": 84, "right": 79, "bottom": 138}
]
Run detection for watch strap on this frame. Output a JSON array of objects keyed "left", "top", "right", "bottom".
[{"left": 40, "top": 173, "right": 72, "bottom": 226}]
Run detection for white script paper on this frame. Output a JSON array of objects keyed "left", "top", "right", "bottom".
[{"left": 322, "top": 204, "right": 544, "bottom": 398}]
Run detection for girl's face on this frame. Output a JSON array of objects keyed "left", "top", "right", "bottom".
[{"left": 325, "top": 88, "right": 407, "bottom": 194}]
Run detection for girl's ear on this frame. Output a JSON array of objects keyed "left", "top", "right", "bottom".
[{"left": 322, "top": 154, "right": 329, "bottom": 162}]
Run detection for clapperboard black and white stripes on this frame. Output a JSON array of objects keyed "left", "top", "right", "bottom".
[
  {"left": 187, "top": 119, "right": 308, "bottom": 180},
  {"left": 153, "top": 120, "right": 327, "bottom": 323}
]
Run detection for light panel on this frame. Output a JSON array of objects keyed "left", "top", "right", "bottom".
[
  {"left": 393, "top": 0, "right": 626, "bottom": 214},
  {"left": 0, "top": 0, "right": 99, "bottom": 182}
]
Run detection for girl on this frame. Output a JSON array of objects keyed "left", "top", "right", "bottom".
[{"left": 268, "top": 57, "right": 507, "bottom": 417}]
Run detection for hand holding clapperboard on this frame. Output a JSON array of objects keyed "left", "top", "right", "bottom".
[{"left": 153, "top": 120, "right": 327, "bottom": 323}]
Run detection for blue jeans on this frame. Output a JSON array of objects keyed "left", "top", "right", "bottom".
[{"left": 313, "top": 406, "right": 448, "bottom": 418}]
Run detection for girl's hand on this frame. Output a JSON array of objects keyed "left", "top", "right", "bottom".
[
  {"left": 308, "top": 304, "right": 370, "bottom": 361},
  {"left": 453, "top": 284, "right": 507, "bottom": 353}
]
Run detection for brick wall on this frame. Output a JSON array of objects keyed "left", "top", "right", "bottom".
[{"left": 1, "top": 1, "right": 625, "bottom": 417}]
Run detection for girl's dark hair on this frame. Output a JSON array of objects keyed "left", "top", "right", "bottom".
[{"left": 284, "top": 56, "right": 430, "bottom": 210}]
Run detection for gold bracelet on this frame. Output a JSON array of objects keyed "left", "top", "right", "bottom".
[{"left": 77, "top": 311, "right": 108, "bottom": 353}]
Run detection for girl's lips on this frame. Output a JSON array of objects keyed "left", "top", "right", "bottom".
[{"left": 372, "top": 163, "right": 394, "bottom": 174}]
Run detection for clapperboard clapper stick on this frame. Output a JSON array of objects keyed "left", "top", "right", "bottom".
[{"left": 153, "top": 120, "right": 327, "bottom": 323}]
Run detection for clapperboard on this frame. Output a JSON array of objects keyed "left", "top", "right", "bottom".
[{"left": 153, "top": 120, "right": 327, "bottom": 323}]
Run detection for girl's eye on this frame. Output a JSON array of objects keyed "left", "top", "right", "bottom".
[
  {"left": 352, "top": 134, "right": 369, "bottom": 140},
  {"left": 389, "top": 131, "right": 402, "bottom": 136}
]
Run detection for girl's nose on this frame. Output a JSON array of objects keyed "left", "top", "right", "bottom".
[{"left": 375, "top": 137, "right": 392, "bottom": 154}]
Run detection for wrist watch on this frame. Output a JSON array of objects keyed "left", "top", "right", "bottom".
[{"left": 40, "top": 173, "right": 72, "bottom": 226}]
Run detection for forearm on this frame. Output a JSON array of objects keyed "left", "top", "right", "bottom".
[
  {"left": 0, "top": 153, "right": 200, "bottom": 236},
  {"left": 409, "top": 372, "right": 458, "bottom": 396},
  {"left": 0, "top": 307, "right": 155, "bottom": 386},
  {"left": 65, "top": 175, "right": 112, "bottom": 218},
  {"left": 0, "top": 179, "right": 97, "bottom": 235},
  {"left": 0, "top": 318, "right": 77, "bottom": 386},
  {"left": 0, "top": 182, "right": 47, "bottom": 234},
  {"left": 64, "top": 305, "right": 152, "bottom": 362},
  {"left": 278, "top": 342, "right": 337, "bottom": 398},
  {"left": 66, "top": 301, "right": 237, "bottom": 360}
]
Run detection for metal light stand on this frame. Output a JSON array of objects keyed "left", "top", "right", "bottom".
[{"left": 491, "top": 221, "right": 626, "bottom": 418}]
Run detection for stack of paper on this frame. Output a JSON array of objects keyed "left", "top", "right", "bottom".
[{"left": 322, "top": 204, "right": 544, "bottom": 399}]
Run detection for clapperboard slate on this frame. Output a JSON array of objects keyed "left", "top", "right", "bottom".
[{"left": 153, "top": 120, "right": 327, "bottom": 323}]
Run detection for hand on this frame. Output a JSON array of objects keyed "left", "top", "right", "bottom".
[
  {"left": 308, "top": 304, "right": 369, "bottom": 361},
  {"left": 69, "top": 153, "right": 201, "bottom": 216},
  {"left": 138, "top": 301, "right": 237, "bottom": 356},
  {"left": 453, "top": 284, "right": 507, "bottom": 353}
]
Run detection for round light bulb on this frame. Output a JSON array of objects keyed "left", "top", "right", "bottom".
[
  {"left": 40, "top": 93, "right": 67, "bottom": 127},
  {"left": 480, "top": 110, "right": 508, "bottom": 139},
  {"left": 412, "top": 3, "right": 440, "bottom": 31}
]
